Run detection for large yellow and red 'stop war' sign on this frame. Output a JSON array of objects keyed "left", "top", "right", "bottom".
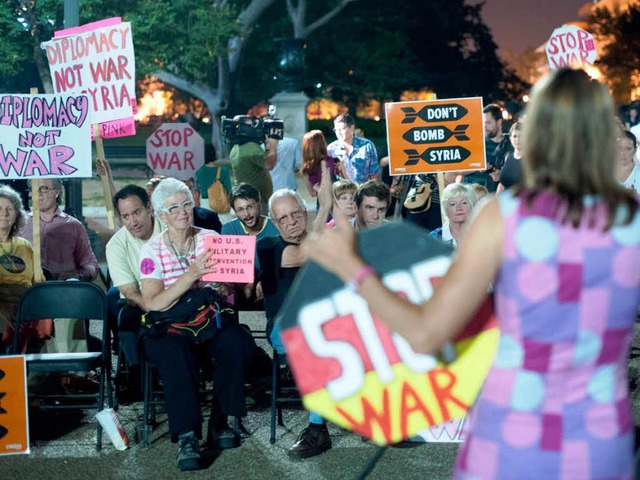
[
  {"left": 278, "top": 223, "right": 499, "bottom": 445},
  {"left": 385, "top": 97, "right": 485, "bottom": 176}
]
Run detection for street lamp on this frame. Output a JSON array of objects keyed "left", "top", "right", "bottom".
[{"left": 63, "top": 0, "right": 83, "bottom": 221}]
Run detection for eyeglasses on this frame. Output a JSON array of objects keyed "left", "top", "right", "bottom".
[
  {"left": 275, "top": 209, "right": 306, "bottom": 227},
  {"left": 161, "top": 201, "right": 195, "bottom": 215},
  {"left": 234, "top": 202, "right": 260, "bottom": 215},
  {"left": 28, "top": 186, "right": 57, "bottom": 194}
]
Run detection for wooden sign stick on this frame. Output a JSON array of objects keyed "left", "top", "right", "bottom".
[
  {"left": 29, "top": 87, "right": 42, "bottom": 281},
  {"left": 93, "top": 124, "right": 116, "bottom": 229},
  {"left": 437, "top": 172, "right": 446, "bottom": 227}
]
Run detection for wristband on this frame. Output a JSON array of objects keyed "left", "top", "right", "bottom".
[{"left": 346, "top": 265, "right": 376, "bottom": 294}]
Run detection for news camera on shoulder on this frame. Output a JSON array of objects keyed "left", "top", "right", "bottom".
[{"left": 221, "top": 108, "right": 284, "bottom": 146}]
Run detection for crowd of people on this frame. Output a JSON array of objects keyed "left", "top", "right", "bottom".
[{"left": 1, "top": 67, "right": 639, "bottom": 477}]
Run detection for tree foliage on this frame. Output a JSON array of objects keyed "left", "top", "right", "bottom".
[
  {"left": 589, "top": 4, "right": 640, "bottom": 103},
  {"left": 0, "top": 0, "right": 513, "bottom": 132},
  {"left": 126, "top": 0, "right": 240, "bottom": 83}
]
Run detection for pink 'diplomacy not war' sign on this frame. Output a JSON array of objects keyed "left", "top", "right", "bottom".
[{"left": 202, "top": 235, "right": 256, "bottom": 284}]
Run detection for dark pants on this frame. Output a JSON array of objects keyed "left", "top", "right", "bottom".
[
  {"left": 143, "top": 323, "right": 256, "bottom": 442},
  {"left": 107, "top": 287, "right": 143, "bottom": 366},
  {"left": 119, "top": 303, "right": 143, "bottom": 366}
]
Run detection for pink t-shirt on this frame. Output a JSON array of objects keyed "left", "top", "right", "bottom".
[{"left": 139, "top": 228, "right": 218, "bottom": 288}]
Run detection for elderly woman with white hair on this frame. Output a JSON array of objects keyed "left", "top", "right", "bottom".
[
  {"left": 138, "top": 178, "right": 256, "bottom": 472},
  {"left": 429, "top": 182, "right": 477, "bottom": 247}
]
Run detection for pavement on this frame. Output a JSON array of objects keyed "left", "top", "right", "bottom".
[{"left": 0, "top": 311, "right": 460, "bottom": 480}]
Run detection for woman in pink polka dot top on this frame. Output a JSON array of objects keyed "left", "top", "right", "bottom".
[{"left": 303, "top": 68, "right": 640, "bottom": 479}]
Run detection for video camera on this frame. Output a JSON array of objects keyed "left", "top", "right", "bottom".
[{"left": 221, "top": 106, "right": 284, "bottom": 146}]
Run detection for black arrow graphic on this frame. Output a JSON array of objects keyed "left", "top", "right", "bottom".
[
  {"left": 403, "top": 146, "right": 471, "bottom": 166},
  {"left": 402, "top": 125, "right": 469, "bottom": 145},
  {"left": 401, "top": 104, "right": 468, "bottom": 124}
]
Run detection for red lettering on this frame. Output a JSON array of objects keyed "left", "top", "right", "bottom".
[
  {"left": 148, "top": 151, "right": 167, "bottom": 170},
  {"left": 183, "top": 127, "right": 194, "bottom": 146},
  {"left": 183, "top": 151, "right": 195, "bottom": 170},
  {"left": 547, "top": 36, "right": 560, "bottom": 55},
  {"left": 577, "top": 29, "right": 589, "bottom": 51},
  {"left": 427, "top": 369, "right": 469, "bottom": 420},
  {"left": 100, "top": 85, "right": 115, "bottom": 110},
  {"left": 53, "top": 65, "right": 83, "bottom": 93},
  {"left": 336, "top": 388, "right": 393, "bottom": 444},
  {"left": 85, "top": 88, "right": 99, "bottom": 110},
  {"left": 117, "top": 55, "right": 132, "bottom": 80},
  {"left": 399, "top": 381, "right": 435, "bottom": 438},
  {"left": 167, "top": 152, "right": 181, "bottom": 170},
  {"left": 149, "top": 129, "right": 164, "bottom": 148}
]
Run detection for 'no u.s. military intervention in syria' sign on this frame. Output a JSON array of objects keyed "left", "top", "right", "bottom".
[{"left": 385, "top": 97, "right": 485, "bottom": 175}]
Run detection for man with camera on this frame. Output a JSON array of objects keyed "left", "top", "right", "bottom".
[{"left": 228, "top": 115, "right": 279, "bottom": 213}]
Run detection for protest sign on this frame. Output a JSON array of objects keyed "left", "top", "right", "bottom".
[
  {"left": 0, "top": 93, "right": 92, "bottom": 180},
  {"left": 278, "top": 222, "right": 499, "bottom": 446},
  {"left": 146, "top": 123, "right": 205, "bottom": 180},
  {"left": 385, "top": 97, "right": 485, "bottom": 176},
  {"left": 546, "top": 24, "right": 597, "bottom": 71},
  {"left": 202, "top": 235, "right": 256, "bottom": 284},
  {"left": 42, "top": 18, "right": 136, "bottom": 125},
  {"left": 0, "top": 356, "right": 29, "bottom": 456},
  {"left": 419, "top": 417, "right": 466, "bottom": 443}
]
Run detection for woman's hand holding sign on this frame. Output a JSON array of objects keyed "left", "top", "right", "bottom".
[{"left": 187, "top": 248, "right": 218, "bottom": 281}]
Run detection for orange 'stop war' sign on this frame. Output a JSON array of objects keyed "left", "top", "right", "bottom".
[{"left": 278, "top": 223, "right": 499, "bottom": 445}]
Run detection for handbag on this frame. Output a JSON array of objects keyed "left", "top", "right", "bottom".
[
  {"left": 141, "top": 288, "right": 237, "bottom": 342},
  {"left": 207, "top": 168, "right": 231, "bottom": 213},
  {"left": 404, "top": 182, "right": 432, "bottom": 213}
]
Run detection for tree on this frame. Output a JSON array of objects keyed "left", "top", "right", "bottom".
[
  {"left": 0, "top": 0, "right": 64, "bottom": 93},
  {"left": 589, "top": 4, "right": 640, "bottom": 103}
]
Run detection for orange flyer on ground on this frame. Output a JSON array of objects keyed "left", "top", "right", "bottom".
[
  {"left": 385, "top": 97, "right": 486, "bottom": 175},
  {"left": 202, "top": 235, "right": 256, "bottom": 284},
  {"left": 0, "top": 356, "right": 29, "bottom": 455}
]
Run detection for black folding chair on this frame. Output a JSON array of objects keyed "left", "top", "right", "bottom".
[
  {"left": 13, "top": 281, "right": 113, "bottom": 450},
  {"left": 270, "top": 350, "right": 301, "bottom": 443}
]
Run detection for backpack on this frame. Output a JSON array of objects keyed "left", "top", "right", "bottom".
[
  {"left": 207, "top": 168, "right": 230, "bottom": 213},
  {"left": 403, "top": 181, "right": 432, "bottom": 213}
]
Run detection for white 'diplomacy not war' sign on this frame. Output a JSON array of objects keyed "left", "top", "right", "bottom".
[
  {"left": 42, "top": 20, "right": 135, "bottom": 125},
  {"left": 0, "top": 93, "right": 92, "bottom": 180}
]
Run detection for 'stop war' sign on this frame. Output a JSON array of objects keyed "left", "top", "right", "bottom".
[
  {"left": 278, "top": 222, "right": 499, "bottom": 445},
  {"left": 146, "top": 123, "right": 205, "bottom": 180},
  {"left": 545, "top": 24, "right": 597, "bottom": 71},
  {"left": 385, "top": 97, "right": 485, "bottom": 175}
]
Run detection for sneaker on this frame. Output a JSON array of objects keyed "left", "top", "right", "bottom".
[
  {"left": 177, "top": 431, "right": 202, "bottom": 471},
  {"left": 210, "top": 425, "right": 240, "bottom": 450},
  {"left": 288, "top": 424, "right": 332, "bottom": 459}
]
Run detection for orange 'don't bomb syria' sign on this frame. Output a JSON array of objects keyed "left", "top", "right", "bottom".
[
  {"left": 278, "top": 223, "right": 499, "bottom": 445},
  {"left": 0, "top": 356, "right": 29, "bottom": 456},
  {"left": 385, "top": 97, "right": 485, "bottom": 176}
]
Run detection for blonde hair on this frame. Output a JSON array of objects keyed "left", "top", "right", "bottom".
[
  {"left": 332, "top": 179, "right": 357, "bottom": 200},
  {"left": 523, "top": 68, "right": 637, "bottom": 228}
]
